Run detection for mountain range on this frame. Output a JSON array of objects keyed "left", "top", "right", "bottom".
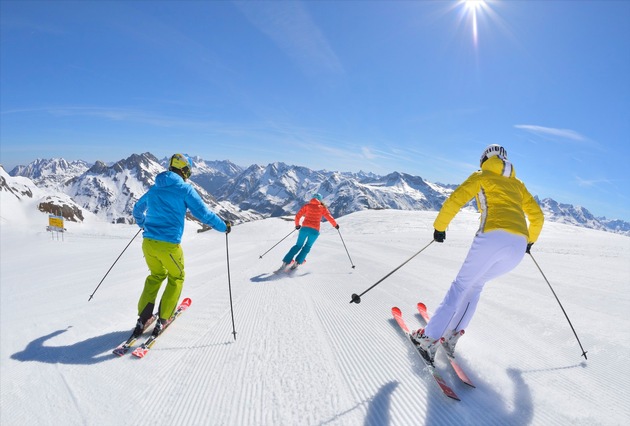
[{"left": 3, "top": 152, "right": 629, "bottom": 236}]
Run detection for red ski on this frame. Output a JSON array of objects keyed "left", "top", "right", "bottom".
[
  {"left": 112, "top": 314, "right": 158, "bottom": 357},
  {"left": 392, "top": 307, "right": 460, "bottom": 401},
  {"left": 417, "top": 302, "right": 475, "bottom": 388},
  {"left": 131, "top": 298, "right": 192, "bottom": 359}
]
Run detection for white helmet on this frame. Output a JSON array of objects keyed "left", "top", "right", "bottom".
[{"left": 480, "top": 144, "right": 507, "bottom": 167}]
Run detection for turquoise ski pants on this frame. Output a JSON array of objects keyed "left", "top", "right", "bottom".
[{"left": 283, "top": 227, "right": 320, "bottom": 265}]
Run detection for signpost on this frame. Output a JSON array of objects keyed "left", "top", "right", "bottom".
[{"left": 47, "top": 215, "right": 65, "bottom": 240}]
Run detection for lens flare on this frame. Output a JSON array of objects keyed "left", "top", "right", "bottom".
[{"left": 460, "top": 0, "right": 488, "bottom": 47}]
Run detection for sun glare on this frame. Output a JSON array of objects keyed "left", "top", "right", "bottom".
[
  {"left": 464, "top": 0, "right": 485, "bottom": 11},
  {"left": 459, "top": 0, "right": 489, "bottom": 47}
]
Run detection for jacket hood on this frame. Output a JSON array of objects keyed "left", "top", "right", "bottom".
[
  {"left": 155, "top": 170, "right": 184, "bottom": 187},
  {"left": 481, "top": 156, "right": 516, "bottom": 178}
]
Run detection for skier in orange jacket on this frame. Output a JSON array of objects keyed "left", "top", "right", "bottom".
[{"left": 279, "top": 193, "right": 338, "bottom": 271}]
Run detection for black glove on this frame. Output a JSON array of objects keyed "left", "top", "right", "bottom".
[
  {"left": 224, "top": 220, "right": 232, "bottom": 234},
  {"left": 526, "top": 242, "right": 533, "bottom": 254},
  {"left": 433, "top": 229, "right": 446, "bottom": 243},
  {"left": 296, "top": 225, "right": 301, "bottom": 230},
  {"left": 335, "top": 224, "right": 340, "bottom": 230}
]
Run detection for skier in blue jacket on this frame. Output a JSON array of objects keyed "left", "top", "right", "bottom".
[{"left": 132, "top": 153, "right": 230, "bottom": 337}]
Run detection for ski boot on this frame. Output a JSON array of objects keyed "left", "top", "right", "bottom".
[
  {"left": 411, "top": 328, "right": 442, "bottom": 365},
  {"left": 275, "top": 261, "right": 291, "bottom": 273},
  {"left": 132, "top": 314, "right": 156, "bottom": 338},
  {"left": 152, "top": 318, "right": 167, "bottom": 337},
  {"left": 442, "top": 329, "right": 465, "bottom": 358}
]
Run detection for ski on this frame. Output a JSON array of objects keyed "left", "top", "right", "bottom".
[
  {"left": 274, "top": 261, "right": 300, "bottom": 274},
  {"left": 131, "top": 298, "right": 192, "bottom": 359},
  {"left": 392, "top": 307, "right": 460, "bottom": 401},
  {"left": 417, "top": 302, "right": 475, "bottom": 388},
  {"left": 274, "top": 262, "right": 292, "bottom": 274},
  {"left": 112, "top": 314, "right": 158, "bottom": 357}
]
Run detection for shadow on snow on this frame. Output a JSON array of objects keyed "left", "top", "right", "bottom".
[
  {"left": 250, "top": 271, "right": 311, "bottom": 283},
  {"left": 364, "top": 381, "right": 399, "bottom": 426},
  {"left": 388, "top": 317, "right": 536, "bottom": 425},
  {"left": 11, "top": 327, "right": 132, "bottom": 365},
  {"left": 316, "top": 381, "right": 399, "bottom": 426}
]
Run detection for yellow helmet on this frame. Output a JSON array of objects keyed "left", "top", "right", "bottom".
[{"left": 169, "top": 153, "right": 192, "bottom": 179}]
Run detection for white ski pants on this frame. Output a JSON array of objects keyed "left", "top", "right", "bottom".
[{"left": 424, "top": 230, "right": 527, "bottom": 339}]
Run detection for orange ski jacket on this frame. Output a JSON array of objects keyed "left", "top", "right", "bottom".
[{"left": 295, "top": 199, "right": 338, "bottom": 231}]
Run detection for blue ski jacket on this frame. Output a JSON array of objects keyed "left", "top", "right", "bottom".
[{"left": 133, "top": 171, "right": 227, "bottom": 244}]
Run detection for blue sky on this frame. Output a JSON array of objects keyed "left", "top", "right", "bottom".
[{"left": 1, "top": 1, "right": 629, "bottom": 221}]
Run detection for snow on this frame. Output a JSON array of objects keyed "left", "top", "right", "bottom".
[{"left": 1, "top": 199, "right": 629, "bottom": 425}]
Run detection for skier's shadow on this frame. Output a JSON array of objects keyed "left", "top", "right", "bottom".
[
  {"left": 389, "top": 317, "right": 535, "bottom": 425},
  {"left": 250, "top": 271, "right": 312, "bottom": 283},
  {"left": 363, "top": 381, "right": 398, "bottom": 426},
  {"left": 11, "top": 327, "right": 128, "bottom": 365},
  {"left": 316, "top": 382, "right": 398, "bottom": 426},
  {"left": 250, "top": 273, "right": 284, "bottom": 283}
]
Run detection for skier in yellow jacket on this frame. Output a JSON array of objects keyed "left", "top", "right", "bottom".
[{"left": 412, "top": 144, "right": 544, "bottom": 364}]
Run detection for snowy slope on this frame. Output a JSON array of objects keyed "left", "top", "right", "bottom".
[{"left": 1, "top": 201, "right": 629, "bottom": 425}]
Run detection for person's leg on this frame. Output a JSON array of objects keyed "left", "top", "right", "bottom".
[
  {"left": 424, "top": 231, "right": 526, "bottom": 339},
  {"left": 157, "top": 241, "right": 185, "bottom": 321},
  {"left": 282, "top": 229, "right": 308, "bottom": 264},
  {"left": 295, "top": 228, "right": 320, "bottom": 264},
  {"left": 137, "top": 238, "right": 167, "bottom": 320},
  {"left": 448, "top": 232, "right": 526, "bottom": 331}
]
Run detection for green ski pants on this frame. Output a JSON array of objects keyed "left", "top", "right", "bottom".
[{"left": 138, "top": 238, "right": 185, "bottom": 321}]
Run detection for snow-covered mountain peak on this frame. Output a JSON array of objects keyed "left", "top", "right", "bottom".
[
  {"left": 7, "top": 154, "right": 630, "bottom": 235},
  {"left": 9, "top": 158, "right": 90, "bottom": 189}
]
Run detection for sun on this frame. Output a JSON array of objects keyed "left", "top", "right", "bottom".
[
  {"left": 459, "top": 0, "right": 490, "bottom": 47},
  {"left": 463, "top": 0, "right": 486, "bottom": 11}
]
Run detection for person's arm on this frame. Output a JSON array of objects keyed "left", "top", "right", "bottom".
[
  {"left": 433, "top": 173, "right": 480, "bottom": 232},
  {"left": 522, "top": 185, "right": 544, "bottom": 243},
  {"left": 132, "top": 192, "right": 148, "bottom": 228},
  {"left": 185, "top": 188, "right": 227, "bottom": 233},
  {"left": 322, "top": 207, "right": 338, "bottom": 228},
  {"left": 295, "top": 205, "right": 307, "bottom": 228}
]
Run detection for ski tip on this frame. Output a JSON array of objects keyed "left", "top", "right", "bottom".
[
  {"left": 417, "top": 302, "right": 426, "bottom": 311},
  {"left": 181, "top": 297, "right": 192, "bottom": 307},
  {"left": 131, "top": 348, "right": 148, "bottom": 358},
  {"left": 392, "top": 306, "right": 401, "bottom": 315}
]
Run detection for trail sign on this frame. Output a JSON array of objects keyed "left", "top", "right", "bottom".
[{"left": 47, "top": 215, "right": 65, "bottom": 240}]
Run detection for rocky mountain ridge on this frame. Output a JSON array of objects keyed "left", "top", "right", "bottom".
[{"left": 4, "top": 153, "right": 629, "bottom": 236}]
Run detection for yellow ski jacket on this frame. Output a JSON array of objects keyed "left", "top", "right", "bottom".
[{"left": 434, "top": 156, "right": 544, "bottom": 243}]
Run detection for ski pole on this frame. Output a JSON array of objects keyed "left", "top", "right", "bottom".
[
  {"left": 225, "top": 231, "right": 237, "bottom": 341},
  {"left": 258, "top": 228, "right": 297, "bottom": 259},
  {"left": 528, "top": 252, "right": 588, "bottom": 360},
  {"left": 350, "top": 240, "right": 434, "bottom": 304},
  {"left": 337, "top": 228, "right": 355, "bottom": 269},
  {"left": 88, "top": 228, "right": 142, "bottom": 301}
]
